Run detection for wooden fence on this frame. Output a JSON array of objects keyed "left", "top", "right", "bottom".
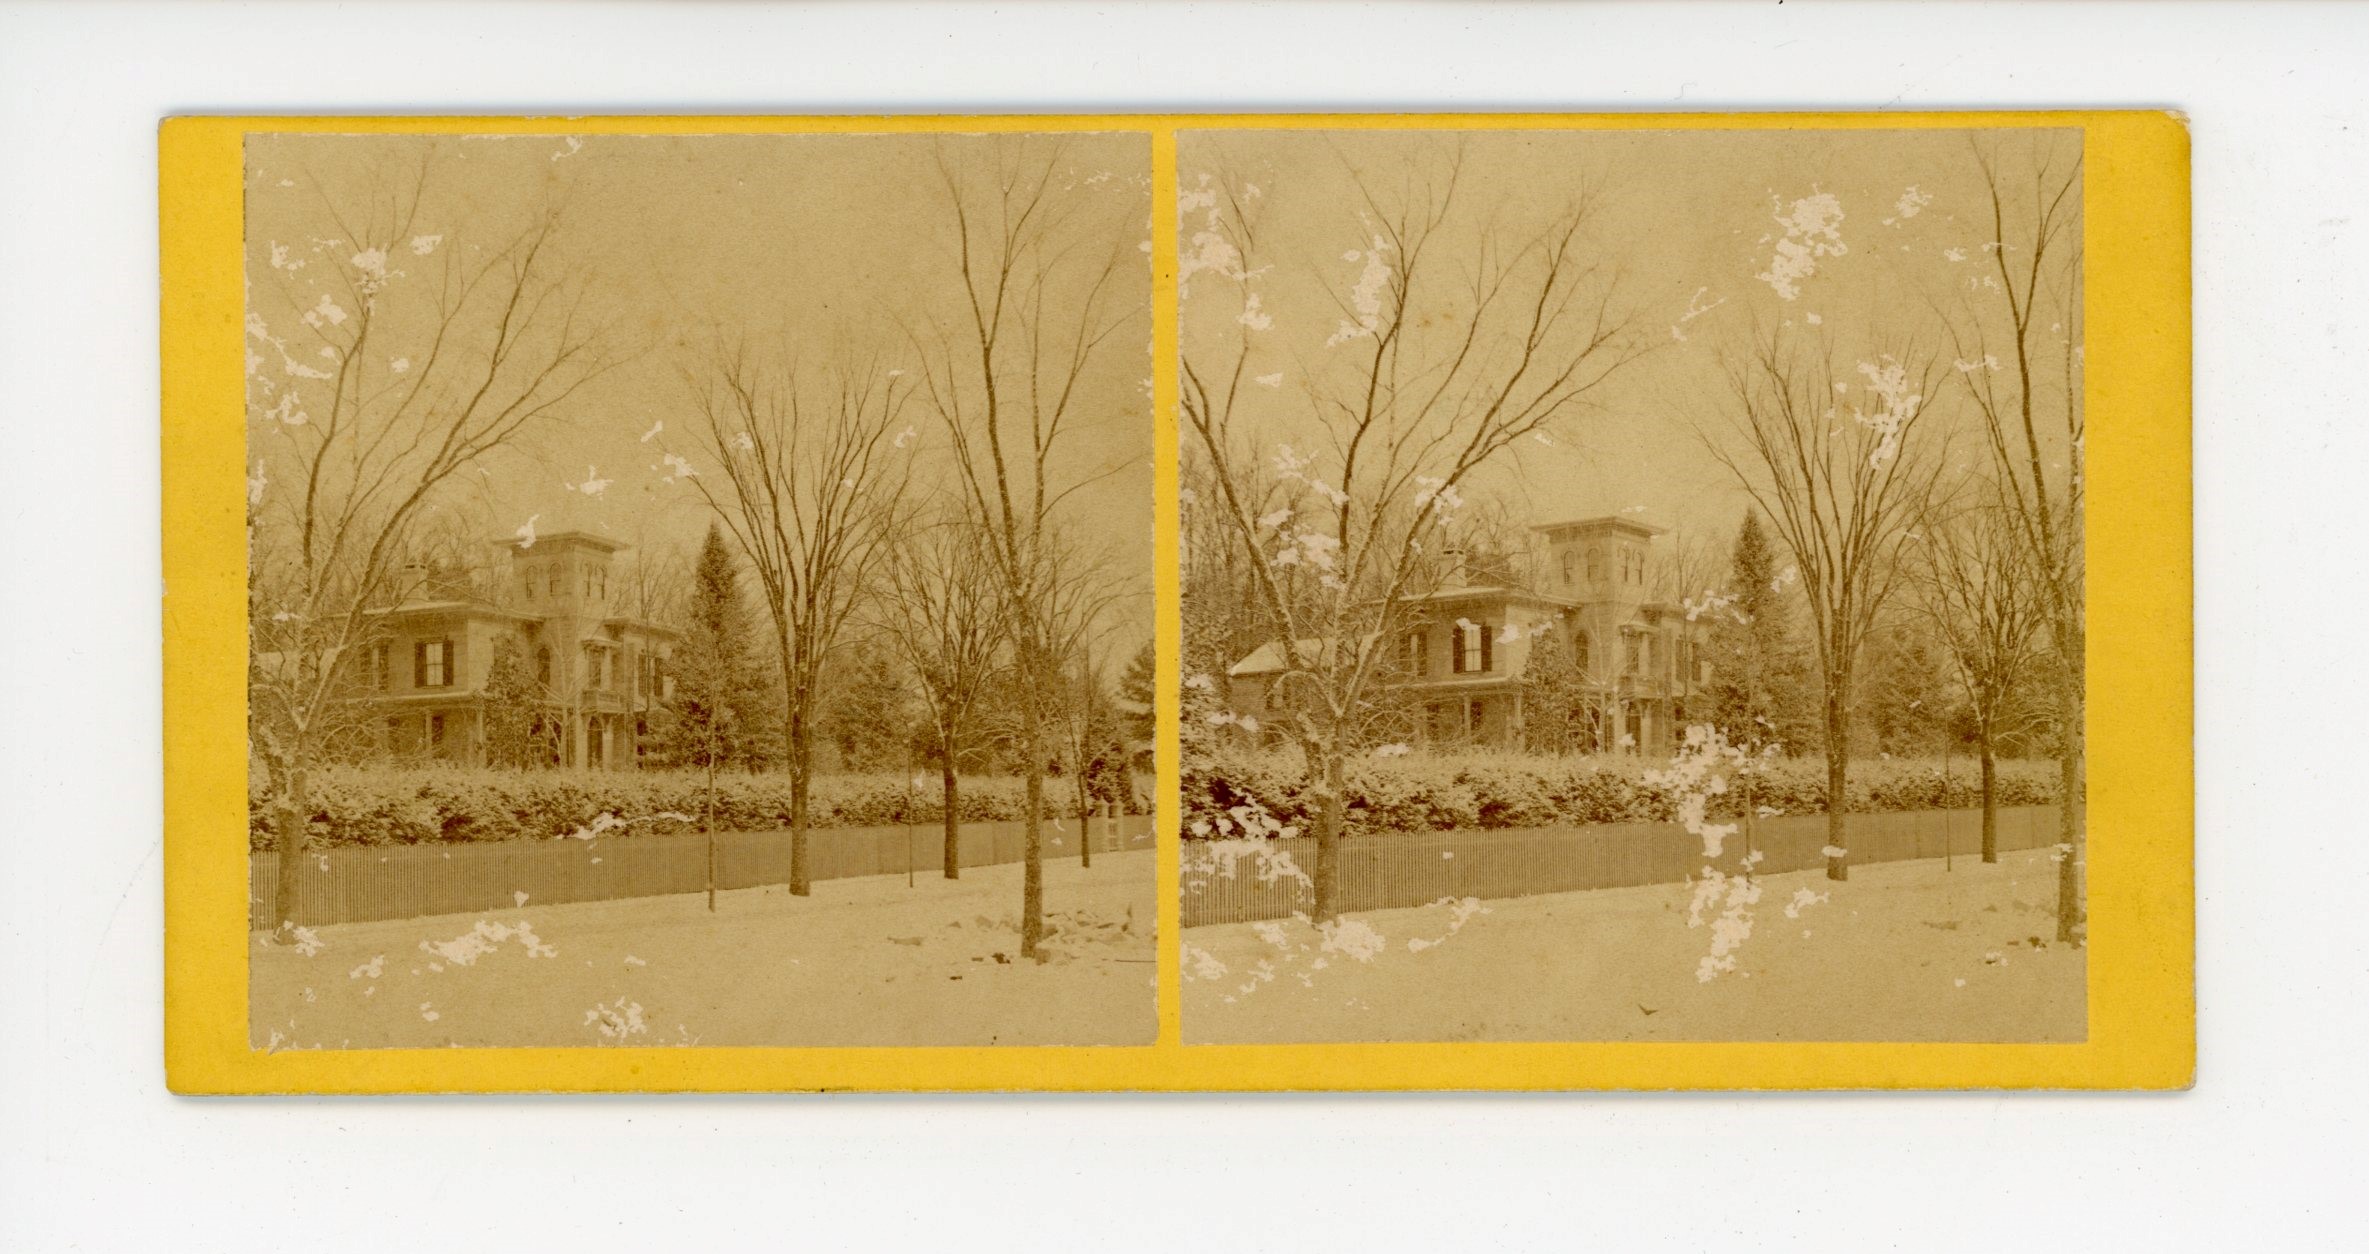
[
  {"left": 1180, "top": 805, "right": 2061, "bottom": 928},
  {"left": 253, "top": 813, "right": 1151, "bottom": 930}
]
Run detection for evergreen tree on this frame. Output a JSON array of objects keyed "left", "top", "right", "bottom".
[
  {"left": 479, "top": 633, "right": 543, "bottom": 768},
  {"left": 664, "top": 525, "right": 766, "bottom": 777},
  {"left": 1520, "top": 624, "right": 1593, "bottom": 754},
  {"left": 1705, "top": 512, "right": 1816, "bottom": 754},
  {"left": 1860, "top": 618, "right": 1956, "bottom": 757},
  {"left": 819, "top": 639, "right": 915, "bottom": 773},
  {"left": 1115, "top": 640, "right": 1156, "bottom": 753}
]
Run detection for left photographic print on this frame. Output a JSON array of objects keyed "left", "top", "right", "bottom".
[{"left": 239, "top": 130, "right": 1157, "bottom": 1049}]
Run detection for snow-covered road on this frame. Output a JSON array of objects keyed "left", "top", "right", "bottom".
[
  {"left": 1183, "top": 848, "right": 2085, "bottom": 1044},
  {"left": 252, "top": 851, "right": 1157, "bottom": 1049}
]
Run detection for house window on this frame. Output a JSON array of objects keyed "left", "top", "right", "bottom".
[
  {"left": 371, "top": 642, "right": 391, "bottom": 692},
  {"left": 586, "top": 719, "right": 605, "bottom": 768},
  {"left": 536, "top": 645, "right": 552, "bottom": 687},
  {"left": 428, "top": 712, "right": 446, "bottom": 751},
  {"left": 1560, "top": 551, "right": 1577, "bottom": 587},
  {"left": 1573, "top": 631, "right": 1592, "bottom": 677},
  {"left": 548, "top": 568, "right": 563, "bottom": 597},
  {"left": 414, "top": 638, "right": 453, "bottom": 688},
  {"left": 1467, "top": 698, "right": 1487, "bottom": 736},
  {"left": 523, "top": 571, "right": 536, "bottom": 603},
  {"left": 1401, "top": 630, "right": 1428, "bottom": 678},
  {"left": 1625, "top": 634, "right": 1642, "bottom": 676},
  {"left": 1450, "top": 622, "right": 1494, "bottom": 674},
  {"left": 1587, "top": 548, "right": 1603, "bottom": 581}
]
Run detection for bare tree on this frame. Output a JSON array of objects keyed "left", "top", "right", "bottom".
[
  {"left": 1181, "top": 147, "right": 1643, "bottom": 921},
  {"left": 1911, "top": 498, "right": 2043, "bottom": 862},
  {"left": 1952, "top": 134, "right": 2087, "bottom": 940},
  {"left": 875, "top": 507, "right": 1009, "bottom": 879},
  {"left": 1652, "top": 523, "right": 1731, "bottom": 611},
  {"left": 614, "top": 526, "right": 690, "bottom": 764},
  {"left": 1701, "top": 330, "right": 1948, "bottom": 880},
  {"left": 910, "top": 136, "right": 1145, "bottom": 958},
  {"left": 246, "top": 162, "right": 604, "bottom": 929},
  {"left": 683, "top": 348, "right": 913, "bottom": 895},
  {"left": 1040, "top": 546, "right": 1131, "bottom": 870}
]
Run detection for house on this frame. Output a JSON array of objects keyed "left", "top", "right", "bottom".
[
  {"left": 1227, "top": 516, "right": 1711, "bottom": 755},
  {"left": 361, "top": 531, "right": 679, "bottom": 769}
]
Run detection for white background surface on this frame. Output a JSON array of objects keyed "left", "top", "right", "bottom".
[{"left": 0, "top": 2, "right": 2357, "bottom": 1249}]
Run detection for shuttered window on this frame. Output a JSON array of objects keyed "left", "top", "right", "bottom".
[
  {"left": 413, "top": 638, "right": 452, "bottom": 688},
  {"left": 1451, "top": 622, "right": 1495, "bottom": 674}
]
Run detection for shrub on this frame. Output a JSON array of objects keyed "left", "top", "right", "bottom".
[
  {"left": 1184, "top": 747, "right": 2061, "bottom": 839},
  {"left": 252, "top": 765, "right": 1149, "bottom": 851}
]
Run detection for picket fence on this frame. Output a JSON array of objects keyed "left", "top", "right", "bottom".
[
  {"left": 253, "top": 813, "right": 1151, "bottom": 930},
  {"left": 1180, "top": 805, "right": 2062, "bottom": 928}
]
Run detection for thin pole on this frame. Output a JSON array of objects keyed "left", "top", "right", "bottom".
[{"left": 1943, "top": 739, "right": 1954, "bottom": 872}]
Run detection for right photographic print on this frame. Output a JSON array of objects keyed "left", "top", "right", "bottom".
[{"left": 1177, "top": 127, "right": 2088, "bottom": 1045}]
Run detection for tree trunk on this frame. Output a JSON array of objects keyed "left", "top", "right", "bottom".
[
  {"left": 2056, "top": 682, "right": 2086, "bottom": 943},
  {"left": 1823, "top": 694, "right": 1850, "bottom": 882},
  {"left": 705, "top": 760, "right": 718, "bottom": 911},
  {"left": 1979, "top": 739, "right": 1999, "bottom": 864},
  {"left": 272, "top": 764, "right": 310, "bottom": 930},
  {"left": 787, "top": 711, "right": 812, "bottom": 897},
  {"left": 941, "top": 760, "right": 961, "bottom": 880},
  {"left": 1020, "top": 700, "right": 1045, "bottom": 959},
  {"left": 1076, "top": 763, "right": 1093, "bottom": 870},
  {"left": 1310, "top": 751, "right": 1346, "bottom": 922}
]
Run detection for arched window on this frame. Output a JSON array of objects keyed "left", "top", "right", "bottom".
[{"left": 1586, "top": 548, "right": 1603, "bottom": 581}]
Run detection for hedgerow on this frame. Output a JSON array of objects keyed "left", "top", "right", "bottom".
[
  {"left": 1183, "top": 748, "right": 2060, "bottom": 839},
  {"left": 251, "top": 766, "right": 1148, "bottom": 851}
]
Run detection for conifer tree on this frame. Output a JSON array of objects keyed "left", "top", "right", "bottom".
[
  {"left": 667, "top": 525, "right": 768, "bottom": 897},
  {"left": 479, "top": 634, "right": 543, "bottom": 769},
  {"left": 820, "top": 639, "right": 915, "bottom": 773},
  {"left": 1520, "top": 625, "right": 1593, "bottom": 755},
  {"left": 1116, "top": 640, "right": 1157, "bottom": 752},
  {"left": 1705, "top": 512, "right": 1814, "bottom": 755}
]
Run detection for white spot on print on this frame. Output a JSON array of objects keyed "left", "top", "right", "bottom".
[{"left": 1756, "top": 191, "right": 1847, "bottom": 301}]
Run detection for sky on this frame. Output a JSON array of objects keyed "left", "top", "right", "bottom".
[
  {"left": 241, "top": 125, "right": 2077, "bottom": 647},
  {"left": 1176, "top": 126, "right": 2082, "bottom": 566},
  {"left": 243, "top": 130, "right": 1155, "bottom": 650}
]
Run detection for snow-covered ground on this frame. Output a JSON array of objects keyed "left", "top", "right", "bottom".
[
  {"left": 1183, "top": 848, "right": 2085, "bottom": 1044},
  {"left": 251, "top": 851, "right": 1156, "bottom": 1049}
]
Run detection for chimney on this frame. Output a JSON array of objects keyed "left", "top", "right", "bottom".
[{"left": 1442, "top": 545, "right": 1468, "bottom": 588}]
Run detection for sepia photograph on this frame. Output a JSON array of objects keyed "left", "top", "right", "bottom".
[
  {"left": 240, "top": 129, "right": 1158, "bottom": 1048},
  {"left": 1176, "top": 127, "right": 2089, "bottom": 1044}
]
